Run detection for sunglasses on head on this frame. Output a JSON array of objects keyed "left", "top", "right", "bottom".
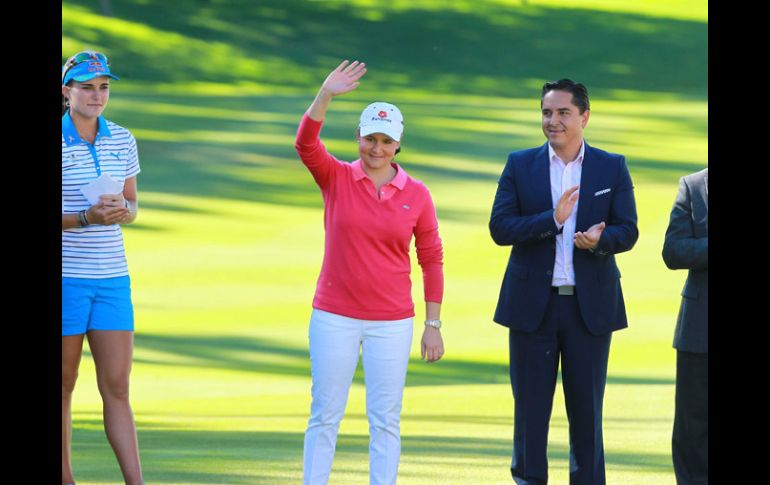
[
  {"left": 65, "top": 51, "right": 109, "bottom": 67},
  {"left": 62, "top": 51, "right": 110, "bottom": 79}
]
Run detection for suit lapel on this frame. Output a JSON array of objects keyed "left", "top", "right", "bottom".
[
  {"left": 576, "top": 142, "right": 597, "bottom": 232},
  {"left": 529, "top": 143, "right": 553, "bottom": 213}
]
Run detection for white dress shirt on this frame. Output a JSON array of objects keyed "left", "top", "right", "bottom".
[{"left": 550, "top": 141, "right": 585, "bottom": 287}]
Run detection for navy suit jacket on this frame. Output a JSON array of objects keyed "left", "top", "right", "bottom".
[
  {"left": 662, "top": 168, "right": 708, "bottom": 353},
  {"left": 489, "top": 142, "right": 639, "bottom": 335}
]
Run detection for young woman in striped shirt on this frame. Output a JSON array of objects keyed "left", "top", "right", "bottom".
[
  {"left": 296, "top": 60, "right": 445, "bottom": 485},
  {"left": 61, "top": 51, "right": 145, "bottom": 485}
]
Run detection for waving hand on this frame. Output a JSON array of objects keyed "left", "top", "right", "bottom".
[
  {"left": 307, "top": 60, "right": 367, "bottom": 121},
  {"left": 322, "top": 60, "right": 367, "bottom": 97}
]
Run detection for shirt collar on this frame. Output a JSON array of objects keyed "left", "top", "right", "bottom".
[
  {"left": 352, "top": 160, "right": 408, "bottom": 190},
  {"left": 548, "top": 140, "right": 585, "bottom": 165},
  {"left": 62, "top": 111, "right": 112, "bottom": 146}
]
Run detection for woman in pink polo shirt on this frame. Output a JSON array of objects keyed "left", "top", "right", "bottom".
[{"left": 296, "top": 60, "right": 445, "bottom": 485}]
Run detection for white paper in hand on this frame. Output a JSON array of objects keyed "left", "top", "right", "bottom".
[{"left": 80, "top": 173, "right": 124, "bottom": 205}]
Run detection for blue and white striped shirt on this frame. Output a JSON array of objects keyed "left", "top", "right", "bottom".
[{"left": 62, "top": 111, "right": 141, "bottom": 279}]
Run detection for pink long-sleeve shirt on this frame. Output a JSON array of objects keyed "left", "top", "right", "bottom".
[{"left": 295, "top": 114, "right": 444, "bottom": 320}]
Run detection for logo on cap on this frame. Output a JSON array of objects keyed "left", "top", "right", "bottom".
[
  {"left": 378, "top": 111, "right": 387, "bottom": 119},
  {"left": 87, "top": 61, "right": 107, "bottom": 73}
]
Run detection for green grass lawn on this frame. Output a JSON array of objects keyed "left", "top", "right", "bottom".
[{"left": 63, "top": 1, "right": 706, "bottom": 483}]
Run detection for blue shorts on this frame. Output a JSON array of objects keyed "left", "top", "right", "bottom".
[{"left": 62, "top": 276, "right": 134, "bottom": 336}]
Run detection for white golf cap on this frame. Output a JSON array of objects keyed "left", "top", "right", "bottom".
[{"left": 359, "top": 102, "right": 404, "bottom": 142}]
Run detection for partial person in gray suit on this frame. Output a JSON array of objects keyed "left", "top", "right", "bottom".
[{"left": 662, "top": 167, "right": 708, "bottom": 485}]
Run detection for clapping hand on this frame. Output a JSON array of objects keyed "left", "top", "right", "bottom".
[
  {"left": 555, "top": 185, "right": 579, "bottom": 225},
  {"left": 574, "top": 221, "right": 606, "bottom": 250}
]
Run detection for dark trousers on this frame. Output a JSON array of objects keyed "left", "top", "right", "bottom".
[
  {"left": 673, "top": 350, "right": 708, "bottom": 485},
  {"left": 508, "top": 290, "right": 612, "bottom": 485}
]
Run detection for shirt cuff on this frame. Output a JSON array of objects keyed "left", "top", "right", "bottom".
[{"left": 553, "top": 212, "right": 564, "bottom": 230}]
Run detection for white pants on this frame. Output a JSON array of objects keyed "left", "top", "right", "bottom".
[{"left": 303, "top": 309, "right": 414, "bottom": 485}]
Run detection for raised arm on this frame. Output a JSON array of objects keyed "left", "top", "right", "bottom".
[
  {"left": 296, "top": 61, "right": 368, "bottom": 188},
  {"left": 306, "top": 60, "right": 367, "bottom": 121}
]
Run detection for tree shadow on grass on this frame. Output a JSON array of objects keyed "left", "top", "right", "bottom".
[
  {"left": 131, "top": 332, "right": 511, "bottom": 386},
  {"left": 63, "top": 1, "right": 706, "bottom": 218},
  {"left": 72, "top": 424, "right": 303, "bottom": 484},
  {"left": 71, "top": 423, "right": 672, "bottom": 483},
  {"left": 128, "top": 333, "right": 673, "bottom": 387},
  {"left": 132, "top": 333, "right": 310, "bottom": 378},
  {"left": 110, "top": 94, "right": 700, "bottom": 225},
  {"left": 64, "top": 0, "right": 706, "bottom": 99}
]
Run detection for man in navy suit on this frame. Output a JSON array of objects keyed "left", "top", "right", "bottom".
[
  {"left": 662, "top": 168, "right": 708, "bottom": 485},
  {"left": 489, "top": 79, "right": 638, "bottom": 484}
]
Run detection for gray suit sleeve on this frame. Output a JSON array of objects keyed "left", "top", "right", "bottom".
[{"left": 662, "top": 176, "right": 708, "bottom": 270}]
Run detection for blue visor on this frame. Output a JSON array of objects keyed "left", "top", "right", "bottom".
[{"left": 62, "top": 57, "right": 119, "bottom": 85}]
